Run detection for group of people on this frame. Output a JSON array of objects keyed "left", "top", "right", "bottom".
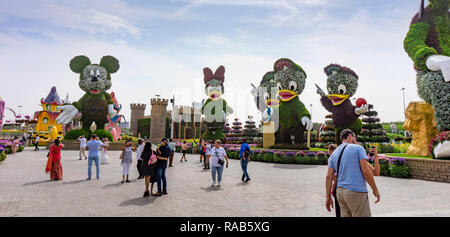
[
  {"left": 43, "top": 129, "right": 381, "bottom": 217},
  {"left": 325, "top": 129, "right": 381, "bottom": 217}
]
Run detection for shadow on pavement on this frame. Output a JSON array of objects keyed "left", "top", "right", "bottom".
[
  {"left": 272, "top": 164, "right": 316, "bottom": 170},
  {"left": 201, "top": 185, "right": 222, "bottom": 192},
  {"left": 103, "top": 182, "right": 124, "bottom": 189},
  {"left": 119, "top": 196, "right": 156, "bottom": 206},
  {"left": 62, "top": 179, "right": 88, "bottom": 185},
  {"left": 236, "top": 182, "right": 250, "bottom": 186},
  {"left": 23, "top": 180, "right": 52, "bottom": 186}
]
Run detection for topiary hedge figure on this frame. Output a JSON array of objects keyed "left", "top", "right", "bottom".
[
  {"left": 404, "top": 0, "right": 450, "bottom": 132},
  {"left": 201, "top": 66, "right": 233, "bottom": 141},
  {"left": 57, "top": 55, "right": 119, "bottom": 133},
  {"left": 316, "top": 64, "right": 368, "bottom": 144},
  {"left": 272, "top": 58, "right": 312, "bottom": 149}
]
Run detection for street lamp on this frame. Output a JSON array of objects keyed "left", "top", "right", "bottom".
[{"left": 400, "top": 87, "right": 406, "bottom": 117}]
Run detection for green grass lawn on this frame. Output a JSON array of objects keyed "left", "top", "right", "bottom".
[{"left": 383, "top": 153, "right": 432, "bottom": 159}]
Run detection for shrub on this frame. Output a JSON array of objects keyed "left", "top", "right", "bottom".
[
  {"left": 389, "top": 165, "right": 409, "bottom": 178},
  {"left": 93, "top": 129, "right": 113, "bottom": 141},
  {"left": 64, "top": 129, "right": 91, "bottom": 140},
  {"left": 309, "top": 156, "right": 320, "bottom": 165},
  {"left": 379, "top": 159, "right": 390, "bottom": 176}
]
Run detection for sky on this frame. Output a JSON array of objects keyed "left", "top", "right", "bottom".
[{"left": 0, "top": 0, "right": 425, "bottom": 125}]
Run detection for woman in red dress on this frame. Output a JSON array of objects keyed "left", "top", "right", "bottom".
[{"left": 45, "top": 139, "right": 64, "bottom": 181}]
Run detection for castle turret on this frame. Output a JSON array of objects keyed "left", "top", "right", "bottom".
[
  {"left": 130, "top": 103, "right": 146, "bottom": 136},
  {"left": 150, "top": 98, "right": 168, "bottom": 144}
]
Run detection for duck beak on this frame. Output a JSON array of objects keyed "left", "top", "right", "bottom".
[
  {"left": 208, "top": 91, "right": 221, "bottom": 100},
  {"left": 266, "top": 99, "right": 279, "bottom": 107},
  {"left": 327, "top": 94, "right": 349, "bottom": 106},
  {"left": 278, "top": 90, "right": 298, "bottom": 102}
]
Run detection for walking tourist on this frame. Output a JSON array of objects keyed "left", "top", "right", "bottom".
[
  {"left": 325, "top": 129, "right": 380, "bottom": 217},
  {"left": 121, "top": 139, "right": 136, "bottom": 183},
  {"left": 200, "top": 140, "right": 208, "bottom": 169},
  {"left": 180, "top": 141, "right": 188, "bottom": 162},
  {"left": 77, "top": 135, "right": 87, "bottom": 160},
  {"left": 239, "top": 139, "right": 251, "bottom": 182},
  {"left": 168, "top": 138, "right": 175, "bottom": 167},
  {"left": 205, "top": 140, "right": 212, "bottom": 169},
  {"left": 86, "top": 134, "right": 104, "bottom": 180},
  {"left": 140, "top": 141, "right": 157, "bottom": 197},
  {"left": 99, "top": 138, "right": 110, "bottom": 164},
  {"left": 34, "top": 135, "right": 40, "bottom": 151},
  {"left": 206, "top": 140, "right": 229, "bottom": 186},
  {"left": 12, "top": 136, "right": 20, "bottom": 154},
  {"left": 154, "top": 138, "right": 170, "bottom": 196},
  {"left": 45, "top": 139, "right": 64, "bottom": 181},
  {"left": 136, "top": 139, "right": 145, "bottom": 179}
]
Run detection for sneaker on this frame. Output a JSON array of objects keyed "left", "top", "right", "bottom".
[
  {"left": 143, "top": 191, "right": 149, "bottom": 197},
  {"left": 153, "top": 192, "right": 162, "bottom": 196},
  {"left": 96, "top": 176, "right": 100, "bottom": 179},
  {"left": 211, "top": 181, "right": 216, "bottom": 186},
  {"left": 241, "top": 175, "right": 245, "bottom": 181},
  {"left": 217, "top": 182, "right": 221, "bottom": 186},
  {"left": 246, "top": 178, "right": 251, "bottom": 182},
  {"left": 86, "top": 177, "right": 91, "bottom": 180},
  {"left": 126, "top": 179, "right": 131, "bottom": 183},
  {"left": 162, "top": 191, "right": 168, "bottom": 195}
]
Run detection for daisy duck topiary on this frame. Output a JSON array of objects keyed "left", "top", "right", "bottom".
[
  {"left": 316, "top": 64, "right": 368, "bottom": 143},
  {"left": 201, "top": 65, "right": 233, "bottom": 141},
  {"left": 272, "top": 58, "right": 312, "bottom": 149},
  {"left": 404, "top": 0, "right": 449, "bottom": 132}
]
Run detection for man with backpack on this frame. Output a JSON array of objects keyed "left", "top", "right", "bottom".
[
  {"left": 325, "top": 129, "right": 380, "bottom": 217},
  {"left": 239, "top": 139, "right": 251, "bottom": 182}
]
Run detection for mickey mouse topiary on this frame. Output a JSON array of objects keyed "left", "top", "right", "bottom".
[{"left": 57, "top": 55, "right": 119, "bottom": 132}]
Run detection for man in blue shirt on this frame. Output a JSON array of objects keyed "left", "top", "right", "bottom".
[
  {"left": 239, "top": 139, "right": 251, "bottom": 182},
  {"left": 86, "top": 134, "right": 104, "bottom": 180},
  {"left": 325, "top": 129, "right": 380, "bottom": 217}
]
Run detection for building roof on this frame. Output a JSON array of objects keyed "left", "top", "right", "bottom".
[{"left": 41, "top": 86, "right": 62, "bottom": 105}]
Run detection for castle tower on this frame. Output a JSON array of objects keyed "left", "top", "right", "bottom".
[
  {"left": 150, "top": 98, "right": 168, "bottom": 144},
  {"left": 130, "top": 103, "right": 146, "bottom": 136}
]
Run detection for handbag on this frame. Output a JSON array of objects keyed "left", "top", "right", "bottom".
[
  {"left": 215, "top": 149, "right": 224, "bottom": 166},
  {"left": 149, "top": 150, "right": 157, "bottom": 165}
]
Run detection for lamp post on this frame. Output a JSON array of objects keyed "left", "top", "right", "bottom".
[
  {"left": 400, "top": 87, "right": 406, "bottom": 117},
  {"left": 170, "top": 95, "right": 175, "bottom": 139}
]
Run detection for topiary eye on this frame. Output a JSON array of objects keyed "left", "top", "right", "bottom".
[
  {"left": 338, "top": 84, "right": 347, "bottom": 94},
  {"left": 289, "top": 81, "right": 297, "bottom": 91},
  {"left": 263, "top": 92, "right": 269, "bottom": 101},
  {"left": 277, "top": 82, "right": 282, "bottom": 90}
]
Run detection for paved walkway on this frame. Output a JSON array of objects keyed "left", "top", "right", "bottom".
[{"left": 0, "top": 147, "right": 450, "bottom": 217}]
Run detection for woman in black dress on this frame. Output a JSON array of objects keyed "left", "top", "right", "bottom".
[{"left": 140, "top": 142, "right": 157, "bottom": 197}]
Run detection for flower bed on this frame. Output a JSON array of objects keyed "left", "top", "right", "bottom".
[
  {"left": 368, "top": 156, "right": 410, "bottom": 178},
  {"left": 225, "top": 148, "right": 330, "bottom": 165}
]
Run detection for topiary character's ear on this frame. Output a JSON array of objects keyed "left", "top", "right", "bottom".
[
  {"left": 100, "top": 56, "right": 120, "bottom": 73},
  {"left": 70, "top": 55, "right": 91, "bottom": 73}
]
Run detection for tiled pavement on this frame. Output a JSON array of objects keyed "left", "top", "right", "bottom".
[{"left": 1, "top": 147, "right": 450, "bottom": 217}]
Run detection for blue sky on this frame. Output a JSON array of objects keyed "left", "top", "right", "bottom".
[{"left": 0, "top": 0, "right": 425, "bottom": 124}]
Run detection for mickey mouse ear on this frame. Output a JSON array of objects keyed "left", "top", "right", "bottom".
[
  {"left": 203, "top": 67, "right": 214, "bottom": 84},
  {"left": 100, "top": 56, "right": 120, "bottom": 73},
  {"left": 69, "top": 55, "right": 91, "bottom": 73}
]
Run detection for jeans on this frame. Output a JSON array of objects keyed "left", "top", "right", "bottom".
[
  {"left": 240, "top": 159, "right": 250, "bottom": 179},
  {"left": 211, "top": 165, "right": 224, "bottom": 183},
  {"left": 88, "top": 155, "right": 100, "bottom": 179},
  {"left": 155, "top": 167, "right": 167, "bottom": 193}
]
